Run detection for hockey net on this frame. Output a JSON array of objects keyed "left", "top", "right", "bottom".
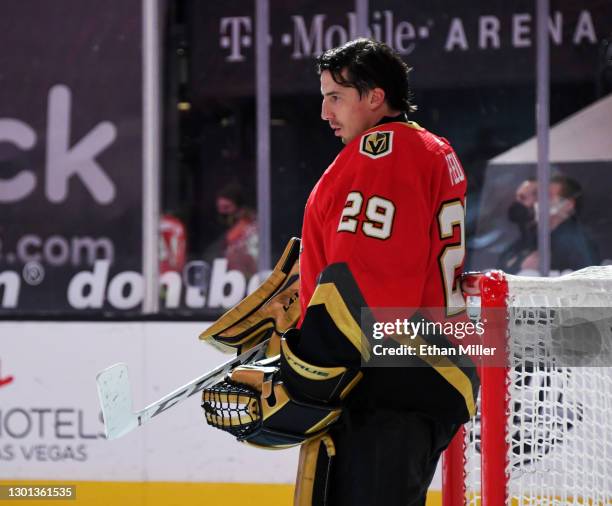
[{"left": 443, "top": 266, "right": 612, "bottom": 506}]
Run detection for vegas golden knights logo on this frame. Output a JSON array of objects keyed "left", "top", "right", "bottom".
[{"left": 359, "top": 131, "right": 393, "bottom": 159}]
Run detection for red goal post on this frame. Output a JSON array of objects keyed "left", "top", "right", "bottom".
[{"left": 443, "top": 267, "right": 612, "bottom": 506}]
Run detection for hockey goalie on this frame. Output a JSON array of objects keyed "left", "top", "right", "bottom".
[
  {"left": 200, "top": 42, "right": 479, "bottom": 505},
  {"left": 200, "top": 105, "right": 478, "bottom": 505},
  {"left": 98, "top": 42, "right": 477, "bottom": 505}
]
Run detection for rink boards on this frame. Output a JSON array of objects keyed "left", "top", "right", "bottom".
[{"left": 0, "top": 321, "right": 443, "bottom": 505}]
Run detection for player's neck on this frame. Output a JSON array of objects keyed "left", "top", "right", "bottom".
[{"left": 375, "top": 109, "right": 406, "bottom": 126}]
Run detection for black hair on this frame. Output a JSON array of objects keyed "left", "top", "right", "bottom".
[
  {"left": 217, "top": 182, "right": 246, "bottom": 207},
  {"left": 316, "top": 38, "right": 416, "bottom": 114}
]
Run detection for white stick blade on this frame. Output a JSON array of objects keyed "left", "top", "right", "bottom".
[{"left": 96, "top": 363, "right": 138, "bottom": 440}]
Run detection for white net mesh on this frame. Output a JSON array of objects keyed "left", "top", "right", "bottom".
[
  {"left": 465, "top": 266, "right": 612, "bottom": 505},
  {"left": 463, "top": 396, "right": 482, "bottom": 506},
  {"left": 463, "top": 294, "right": 483, "bottom": 505}
]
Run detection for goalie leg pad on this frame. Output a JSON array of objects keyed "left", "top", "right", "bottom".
[{"left": 294, "top": 433, "right": 336, "bottom": 506}]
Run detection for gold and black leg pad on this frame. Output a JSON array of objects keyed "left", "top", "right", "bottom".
[
  {"left": 294, "top": 433, "right": 336, "bottom": 506},
  {"left": 199, "top": 237, "right": 301, "bottom": 357}
]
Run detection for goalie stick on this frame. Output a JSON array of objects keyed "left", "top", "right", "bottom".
[{"left": 96, "top": 338, "right": 270, "bottom": 440}]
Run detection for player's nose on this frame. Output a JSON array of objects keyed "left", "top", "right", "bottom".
[{"left": 321, "top": 99, "right": 331, "bottom": 121}]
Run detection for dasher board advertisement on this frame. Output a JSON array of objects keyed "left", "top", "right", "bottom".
[
  {"left": 0, "top": 322, "right": 298, "bottom": 483},
  {"left": 0, "top": 1, "right": 143, "bottom": 314}
]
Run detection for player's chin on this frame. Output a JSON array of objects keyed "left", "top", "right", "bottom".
[
  {"left": 334, "top": 129, "right": 348, "bottom": 144},
  {"left": 340, "top": 132, "right": 355, "bottom": 144}
]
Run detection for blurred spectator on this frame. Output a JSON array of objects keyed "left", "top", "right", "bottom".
[
  {"left": 215, "top": 183, "right": 258, "bottom": 277},
  {"left": 159, "top": 213, "right": 187, "bottom": 274},
  {"left": 500, "top": 175, "right": 599, "bottom": 274},
  {"left": 499, "top": 178, "right": 538, "bottom": 273}
]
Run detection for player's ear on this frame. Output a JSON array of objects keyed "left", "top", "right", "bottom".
[{"left": 369, "top": 87, "right": 386, "bottom": 110}]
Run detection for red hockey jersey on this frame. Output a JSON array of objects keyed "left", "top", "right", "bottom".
[
  {"left": 298, "top": 119, "right": 478, "bottom": 422},
  {"left": 300, "top": 120, "right": 467, "bottom": 316}
]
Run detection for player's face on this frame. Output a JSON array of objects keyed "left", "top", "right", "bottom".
[{"left": 320, "top": 70, "right": 378, "bottom": 144}]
